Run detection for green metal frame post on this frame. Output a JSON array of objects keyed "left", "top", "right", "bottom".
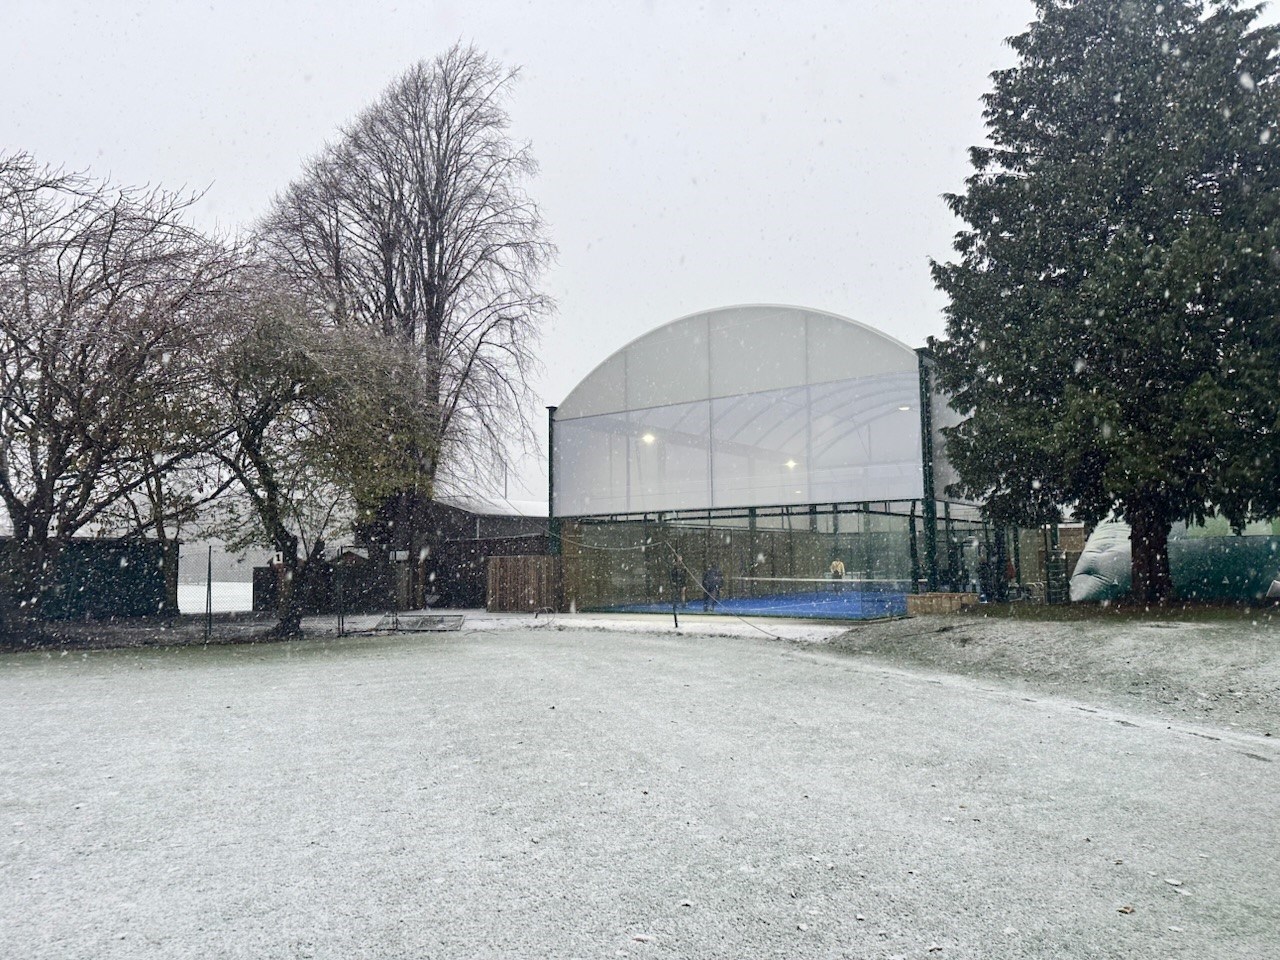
[
  {"left": 916, "top": 348, "right": 939, "bottom": 591},
  {"left": 1013, "top": 530, "right": 1023, "bottom": 594},
  {"left": 547, "top": 405, "right": 560, "bottom": 557},
  {"left": 908, "top": 502, "right": 920, "bottom": 593}
]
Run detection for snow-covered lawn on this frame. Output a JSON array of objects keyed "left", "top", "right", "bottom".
[
  {"left": 2, "top": 624, "right": 1277, "bottom": 958},
  {"left": 825, "top": 611, "right": 1280, "bottom": 738},
  {"left": 176, "top": 581, "right": 253, "bottom": 614}
]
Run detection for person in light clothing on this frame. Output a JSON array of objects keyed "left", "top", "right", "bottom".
[{"left": 829, "top": 557, "right": 845, "bottom": 593}]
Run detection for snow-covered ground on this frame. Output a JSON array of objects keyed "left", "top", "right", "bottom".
[
  {"left": 344, "top": 608, "right": 854, "bottom": 644},
  {"left": 825, "top": 611, "right": 1280, "bottom": 738},
  {"left": 176, "top": 581, "right": 253, "bottom": 614},
  {"left": 2, "top": 621, "right": 1277, "bottom": 958}
]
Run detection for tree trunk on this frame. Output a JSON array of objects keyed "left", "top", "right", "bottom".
[
  {"left": 270, "top": 536, "right": 331, "bottom": 638},
  {"left": 162, "top": 541, "right": 181, "bottom": 617},
  {"left": 385, "top": 486, "right": 431, "bottom": 610},
  {"left": 1128, "top": 500, "right": 1173, "bottom": 604},
  {"left": 150, "top": 514, "right": 180, "bottom": 617},
  {"left": 271, "top": 535, "right": 304, "bottom": 637}
]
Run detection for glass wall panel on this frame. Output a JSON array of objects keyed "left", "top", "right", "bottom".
[{"left": 559, "top": 507, "right": 915, "bottom": 620}]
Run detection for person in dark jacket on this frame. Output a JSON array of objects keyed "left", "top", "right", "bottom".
[
  {"left": 702, "top": 563, "right": 724, "bottom": 611},
  {"left": 669, "top": 555, "right": 688, "bottom": 607}
]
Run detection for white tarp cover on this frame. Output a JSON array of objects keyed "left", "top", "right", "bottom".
[
  {"left": 553, "top": 305, "right": 925, "bottom": 516},
  {"left": 1070, "top": 516, "right": 1280, "bottom": 602}
]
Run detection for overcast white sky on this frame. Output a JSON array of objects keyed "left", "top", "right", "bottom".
[{"left": 3, "top": 0, "right": 1068, "bottom": 499}]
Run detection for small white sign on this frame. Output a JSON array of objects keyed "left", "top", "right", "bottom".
[{"left": 391, "top": 550, "right": 410, "bottom": 562}]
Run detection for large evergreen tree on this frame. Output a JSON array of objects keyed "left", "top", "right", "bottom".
[{"left": 932, "top": 0, "right": 1280, "bottom": 603}]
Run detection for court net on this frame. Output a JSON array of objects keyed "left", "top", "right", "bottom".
[{"left": 606, "top": 575, "right": 912, "bottom": 620}]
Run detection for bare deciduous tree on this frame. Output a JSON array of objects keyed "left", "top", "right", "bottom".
[
  {"left": 261, "top": 44, "right": 555, "bottom": 595},
  {"left": 0, "top": 153, "right": 237, "bottom": 633}
]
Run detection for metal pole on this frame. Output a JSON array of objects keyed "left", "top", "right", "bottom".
[
  {"left": 205, "top": 544, "right": 213, "bottom": 642},
  {"left": 915, "top": 348, "right": 939, "bottom": 591},
  {"left": 944, "top": 501, "right": 956, "bottom": 591},
  {"left": 1013, "top": 529, "right": 1023, "bottom": 595},
  {"left": 994, "top": 524, "right": 1008, "bottom": 602},
  {"left": 671, "top": 543, "right": 680, "bottom": 629},
  {"left": 908, "top": 503, "right": 920, "bottom": 593},
  {"left": 337, "top": 553, "right": 345, "bottom": 638},
  {"left": 547, "top": 406, "right": 560, "bottom": 557}
]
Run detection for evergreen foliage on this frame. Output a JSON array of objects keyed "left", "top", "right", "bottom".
[
  {"left": 206, "top": 280, "right": 426, "bottom": 636},
  {"left": 932, "top": 0, "right": 1280, "bottom": 602}
]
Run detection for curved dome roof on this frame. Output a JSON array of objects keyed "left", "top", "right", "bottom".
[{"left": 556, "top": 304, "right": 917, "bottom": 420}]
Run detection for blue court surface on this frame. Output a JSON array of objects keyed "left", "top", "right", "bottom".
[{"left": 603, "top": 587, "right": 908, "bottom": 621}]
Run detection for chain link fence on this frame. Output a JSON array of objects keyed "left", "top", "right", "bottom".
[{"left": 177, "top": 541, "right": 272, "bottom": 615}]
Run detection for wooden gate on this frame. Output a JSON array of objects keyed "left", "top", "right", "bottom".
[{"left": 486, "top": 555, "right": 563, "bottom": 613}]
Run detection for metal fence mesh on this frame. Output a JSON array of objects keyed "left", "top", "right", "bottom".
[{"left": 177, "top": 542, "right": 272, "bottom": 615}]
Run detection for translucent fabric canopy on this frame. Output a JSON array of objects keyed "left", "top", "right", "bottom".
[{"left": 552, "top": 305, "right": 929, "bottom": 517}]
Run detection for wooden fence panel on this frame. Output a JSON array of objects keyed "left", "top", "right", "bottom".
[{"left": 486, "top": 555, "right": 563, "bottom": 612}]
